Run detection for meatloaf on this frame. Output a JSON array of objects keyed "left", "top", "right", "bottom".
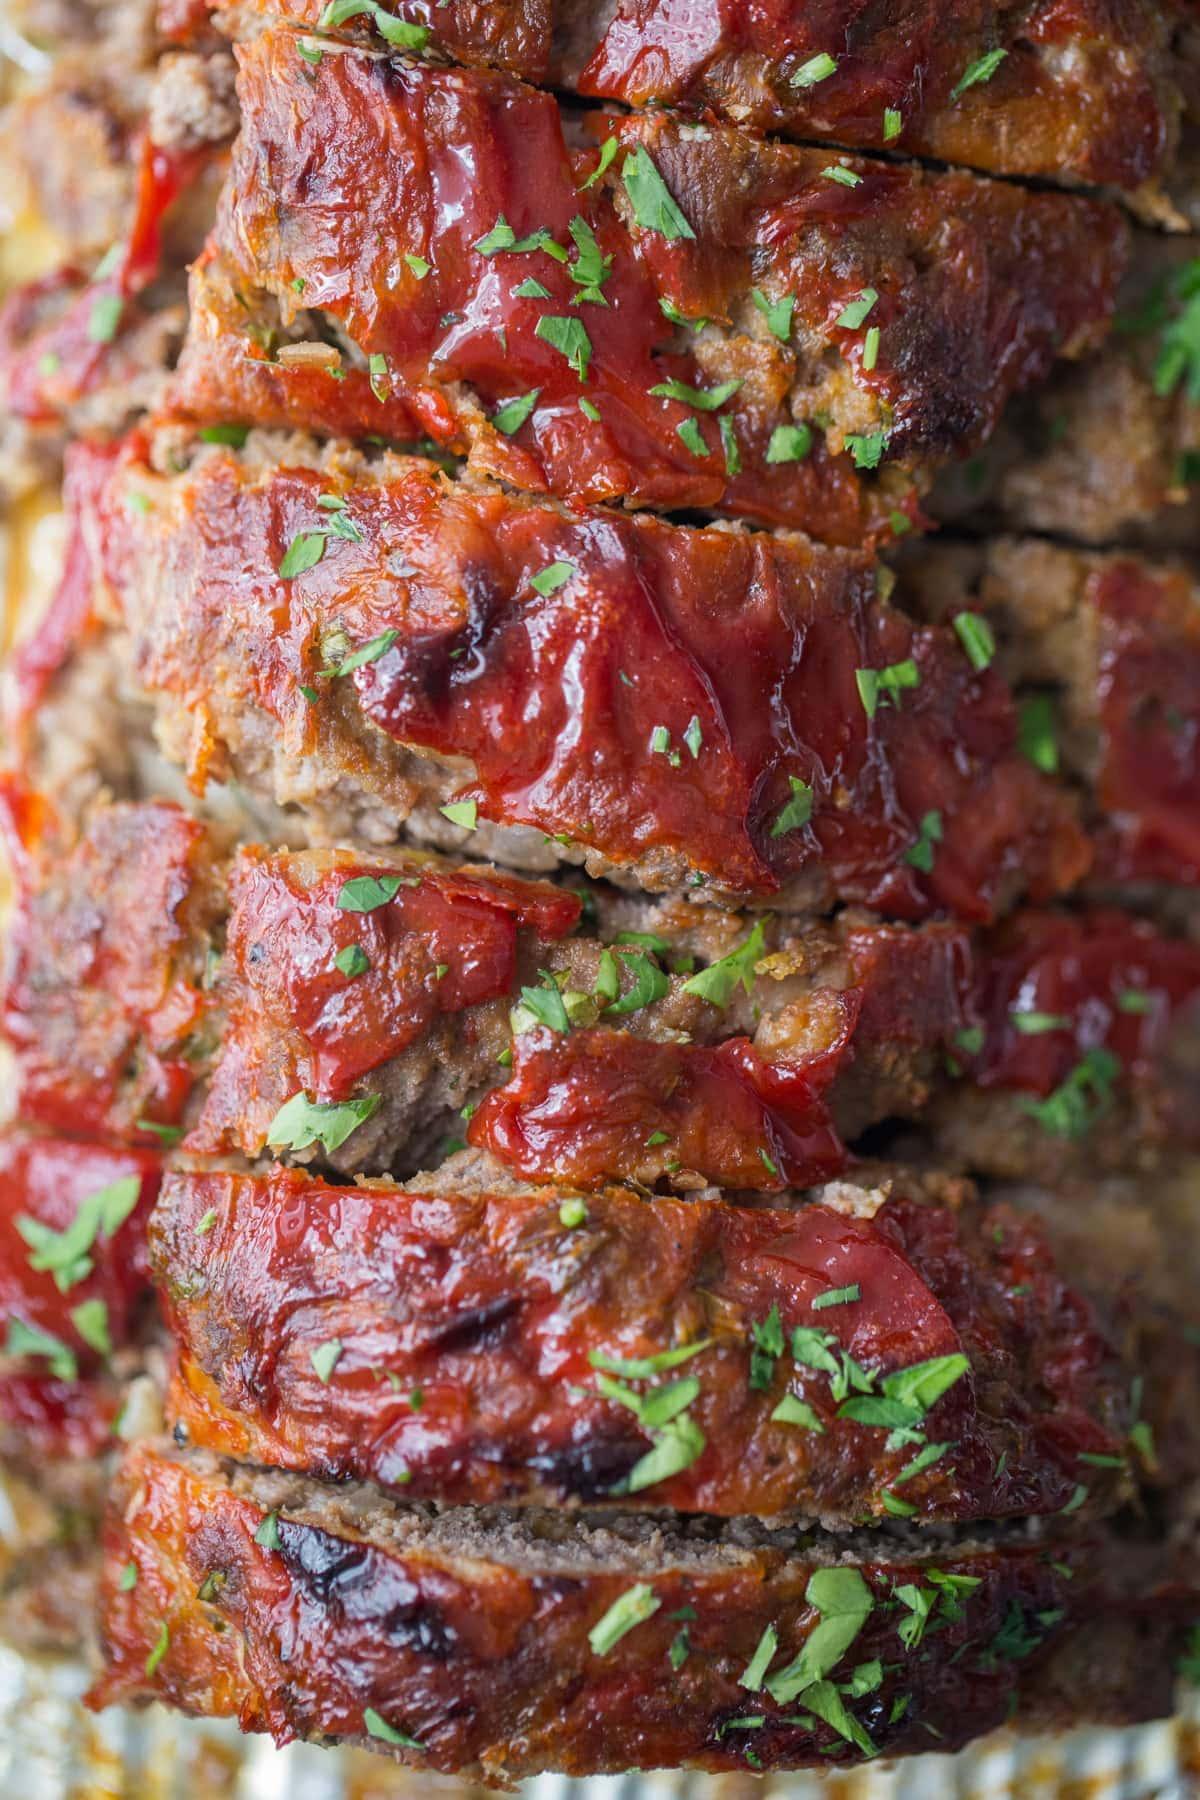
[
  {"left": 87, "top": 1442, "right": 1188, "bottom": 1779},
  {"left": 205, "top": 0, "right": 1194, "bottom": 209},
  {"left": 169, "top": 28, "right": 1126, "bottom": 540},
  {"left": 930, "top": 236, "right": 1200, "bottom": 551},
  {"left": 151, "top": 1159, "right": 1138, "bottom": 1524},
  {"left": 0, "top": 48, "right": 234, "bottom": 505},
  {"left": 895, "top": 536, "right": 1200, "bottom": 889},
  {"left": 73, "top": 430, "right": 1089, "bottom": 916},
  {"left": 9, "top": 779, "right": 1199, "bottom": 1190}
]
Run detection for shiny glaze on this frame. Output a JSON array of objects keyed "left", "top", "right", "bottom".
[
  {"left": 0, "top": 1134, "right": 161, "bottom": 1459},
  {"left": 0, "top": 138, "right": 202, "bottom": 428},
  {"left": 175, "top": 31, "right": 1124, "bottom": 538},
  {"left": 154, "top": 1167, "right": 1131, "bottom": 1521},
  {"left": 190, "top": 847, "right": 579, "bottom": 1155},
  {"left": 0, "top": 784, "right": 214, "bottom": 1143},
  {"left": 961, "top": 909, "right": 1200, "bottom": 1116},
  {"left": 89, "top": 1443, "right": 1123, "bottom": 1776},
  {"left": 572, "top": 0, "right": 1176, "bottom": 190},
  {"left": 100, "top": 445, "right": 1088, "bottom": 916},
  {"left": 1090, "top": 560, "right": 1200, "bottom": 884},
  {"left": 211, "top": 0, "right": 554, "bottom": 77},
  {"left": 469, "top": 1026, "right": 848, "bottom": 1191}
]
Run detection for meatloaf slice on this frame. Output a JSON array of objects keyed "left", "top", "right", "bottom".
[
  {"left": 0, "top": 781, "right": 976, "bottom": 1186},
  {"left": 87, "top": 1442, "right": 1186, "bottom": 1778},
  {"left": 170, "top": 29, "right": 1126, "bottom": 541},
  {"left": 930, "top": 909, "right": 1200, "bottom": 1184},
  {"left": 152, "top": 1160, "right": 1136, "bottom": 1525},
  {"left": 896, "top": 536, "right": 1200, "bottom": 889},
  {"left": 930, "top": 236, "right": 1200, "bottom": 550},
  {"left": 0, "top": 1131, "right": 163, "bottom": 1529},
  {"left": 84, "top": 431, "right": 1089, "bottom": 917},
  {"left": 204, "top": 0, "right": 1191, "bottom": 209}
]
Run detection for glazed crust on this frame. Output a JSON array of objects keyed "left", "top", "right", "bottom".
[
  {"left": 206, "top": 0, "right": 1190, "bottom": 200},
  {"left": 169, "top": 29, "right": 1127, "bottom": 539},
  {"left": 88, "top": 1443, "right": 1181, "bottom": 1781},
  {"left": 152, "top": 1164, "right": 1136, "bottom": 1524},
  {"left": 85, "top": 435, "right": 1089, "bottom": 917}
]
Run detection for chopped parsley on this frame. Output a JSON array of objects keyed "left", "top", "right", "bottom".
[
  {"left": 144, "top": 1621, "right": 170, "bottom": 1679},
  {"left": 845, "top": 429, "right": 888, "bottom": 469},
  {"left": 567, "top": 215, "right": 613, "bottom": 305},
  {"left": 792, "top": 51, "right": 837, "bottom": 88},
  {"left": 951, "top": 47, "right": 1008, "bottom": 103},
  {"left": 677, "top": 418, "right": 709, "bottom": 457},
  {"left": 1023, "top": 1047, "right": 1120, "bottom": 1139},
  {"left": 267, "top": 1091, "right": 381, "bottom": 1153},
  {"left": 1010, "top": 1009, "right": 1070, "bottom": 1035},
  {"left": 589, "top": 1340, "right": 712, "bottom": 1380},
  {"left": 310, "top": 1337, "right": 344, "bottom": 1383},
  {"left": 335, "top": 944, "right": 371, "bottom": 978},
  {"left": 404, "top": 252, "right": 431, "bottom": 279},
  {"left": 621, "top": 146, "right": 696, "bottom": 240},
  {"left": 739, "top": 1623, "right": 779, "bottom": 1689},
  {"left": 254, "top": 1511, "right": 282, "bottom": 1551},
  {"left": 589, "top": 1583, "right": 661, "bottom": 1654},
  {"left": 812, "top": 1284, "right": 860, "bottom": 1311},
  {"left": 278, "top": 532, "right": 327, "bottom": 579},
  {"left": 766, "top": 422, "right": 813, "bottom": 463},
  {"left": 749, "top": 1305, "right": 785, "bottom": 1390},
  {"left": 16, "top": 1175, "right": 141, "bottom": 1292},
  {"left": 535, "top": 314, "right": 592, "bottom": 379},
  {"left": 771, "top": 776, "right": 814, "bottom": 838},
  {"left": 771, "top": 1392, "right": 824, "bottom": 1432},
  {"left": 515, "top": 972, "right": 572, "bottom": 1034},
  {"left": 682, "top": 921, "right": 766, "bottom": 1008},
  {"left": 363, "top": 1707, "right": 424, "bottom": 1749},
  {"left": 855, "top": 658, "right": 920, "bottom": 718},
  {"left": 1017, "top": 693, "right": 1059, "bottom": 773},
  {"left": 883, "top": 107, "right": 903, "bottom": 142},
  {"left": 440, "top": 799, "right": 478, "bottom": 830},
  {"left": 4, "top": 1318, "right": 77, "bottom": 1381},
  {"left": 325, "top": 629, "right": 398, "bottom": 677},
  {"left": 559, "top": 1197, "right": 588, "bottom": 1229},
  {"left": 119, "top": 1561, "right": 138, "bottom": 1592},
  {"left": 69, "top": 1298, "right": 112, "bottom": 1357},
  {"left": 952, "top": 610, "right": 996, "bottom": 672},
  {"left": 579, "top": 135, "right": 619, "bottom": 191},
  {"left": 752, "top": 289, "right": 795, "bottom": 342},
  {"left": 623, "top": 1413, "right": 705, "bottom": 1492},
  {"left": 338, "top": 873, "right": 403, "bottom": 912},
  {"left": 650, "top": 376, "right": 741, "bottom": 411},
  {"left": 531, "top": 560, "right": 575, "bottom": 596},
  {"left": 194, "top": 1210, "right": 218, "bottom": 1236},
  {"left": 318, "top": 0, "right": 430, "bottom": 48},
  {"left": 607, "top": 950, "right": 670, "bottom": 1016},
  {"left": 903, "top": 809, "right": 943, "bottom": 874},
  {"left": 87, "top": 293, "right": 123, "bottom": 345},
  {"left": 835, "top": 289, "right": 878, "bottom": 331},
  {"left": 492, "top": 389, "right": 540, "bottom": 435},
  {"left": 766, "top": 1567, "right": 874, "bottom": 1702},
  {"left": 822, "top": 164, "right": 863, "bottom": 188}
]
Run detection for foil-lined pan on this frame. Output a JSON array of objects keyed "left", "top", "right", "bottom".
[{"left": 0, "top": 1641, "right": 1194, "bottom": 1800}]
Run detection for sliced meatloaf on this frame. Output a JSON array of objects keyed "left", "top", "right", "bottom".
[
  {"left": 9, "top": 782, "right": 1198, "bottom": 1190},
  {"left": 931, "top": 236, "right": 1200, "bottom": 551},
  {"left": 929, "top": 909, "right": 1200, "bottom": 1183},
  {"left": 76, "top": 431, "right": 1088, "bottom": 916},
  {"left": 0, "top": 1131, "right": 161, "bottom": 1417},
  {"left": 0, "top": 130, "right": 228, "bottom": 507},
  {"left": 896, "top": 536, "right": 1200, "bottom": 889},
  {"left": 169, "top": 29, "right": 1126, "bottom": 541},
  {"left": 204, "top": 0, "right": 1193, "bottom": 208},
  {"left": 152, "top": 1159, "right": 1137, "bottom": 1525},
  {"left": 0, "top": 782, "right": 975, "bottom": 1185},
  {"left": 87, "top": 1443, "right": 1186, "bottom": 1779}
]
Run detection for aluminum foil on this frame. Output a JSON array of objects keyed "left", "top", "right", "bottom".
[{"left": 0, "top": 1642, "right": 1194, "bottom": 1800}]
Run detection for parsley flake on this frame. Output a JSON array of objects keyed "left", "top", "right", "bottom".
[
  {"left": 951, "top": 47, "right": 1008, "bottom": 102},
  {"left": 492, "top": 389, "right": 540, "bottom": 434},
  {"left": 792, "top": 51, "right": 838, "bottom": 88},
  {"left": 589, "top": 1583, "right": 661, "bottom": 1654},
  {"left": 267, "top": 1092, "right": 381, "bottom": 1153},
  {"left": 621, "top": 145, "right": 696, "bottom": 240}
]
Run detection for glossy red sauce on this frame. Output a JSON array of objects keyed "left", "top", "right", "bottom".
[
  {"left": 468, "top": 1024, "right": 849, "bottom": 1190},
  {"left": 0, "top": 138, "right": 203, "bottom": 427},
  {"left": 155, "top": 1168, "right": 1130, "bottom": 1521},
  {"left": 178, "top": 31, "right": 1122, "bottom": 539},
  {"left": 0, "top": 784, "right": 211, "bottom": 1142},
  {"left": 962, "top": 909, "right": 1200, "bottom": 1101},
  {"left": 575, "top": 0, "right": 1170, "bottom": 188},
  {"left": 91, "top": 1441, "right": 1100, "bottom": 1774},
  {"left": 0, "top": 1134, "right": 160, "bottom": 1441},
  {"left": 1090, "top": 560, "right": 1200, "bottom": 885},
  {"left": 189, "top": 849, "right": 579, "bottom": 1152},
  {"left": 104, "top": 446, "right": 1086, "bottom": 916}
]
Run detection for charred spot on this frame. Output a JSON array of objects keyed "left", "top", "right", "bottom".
[
  {"left": 417, "top": 1292, "right": 521, "bottom": 1354},
  {"left": 279, "top": 1522, "right": 458, "bottom": 1658},
  {"left": 526, "top": 1428, "right": 647, "bottom": 1501}
]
